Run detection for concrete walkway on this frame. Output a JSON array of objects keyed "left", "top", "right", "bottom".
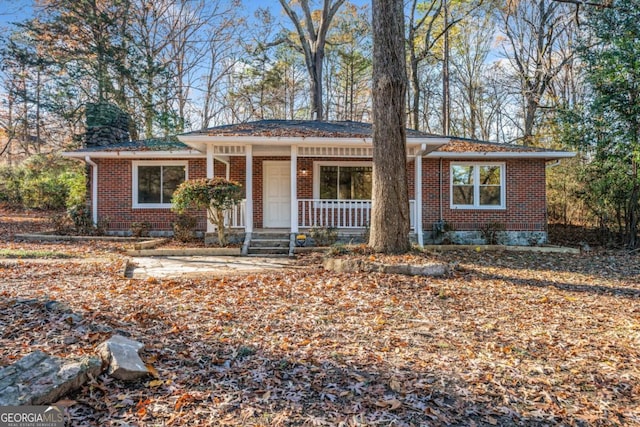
[{"left": 128, "top": 256, "right": 295, "bottom": 279}]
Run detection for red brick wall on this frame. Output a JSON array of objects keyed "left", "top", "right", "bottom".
[
  {"left": 94, "top": 158, "right": 208, "bottom": 232},
  {"left": 421, "top": 158, "right": 547, "bottom": 231},
  {"left": 93, "top": 155, "right": 546, "bottom": 233}
]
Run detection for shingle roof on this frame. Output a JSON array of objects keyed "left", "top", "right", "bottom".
[
  {"left": 71, "top": 136, "right": 189, "bottom": 153},
  {"left": 184, "top": 119, "right": 437, "bottom": 139},
  {"left": 439, "top": 138, "right": 557, "bottom": 153},
  {"left": 65, "top": 120, "right": 570, "bottom": 156}
]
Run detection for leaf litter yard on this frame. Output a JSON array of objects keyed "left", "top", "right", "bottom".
[{"left": 1, "top": 210, "right": 639, "bottom": 426}]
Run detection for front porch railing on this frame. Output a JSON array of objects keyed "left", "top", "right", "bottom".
[
  {"left": 298, "top": 199, "right": 415, "bottom": 230},
  {"left": 224, "top": 199, "right": 246, "bottom": 228}
]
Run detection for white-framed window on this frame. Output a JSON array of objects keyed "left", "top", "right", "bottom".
[
  {"left": 313, "top": 161, "right": 373, "bottom": 200},
  {"left": 450, "top": 162, "right": 505, "bottom": 209},
  {"left": 132, "top": 161, "right": 188, "bottom": 208}
]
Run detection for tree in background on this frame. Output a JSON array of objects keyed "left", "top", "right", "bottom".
[
  {"left": 0, "top": 24, "right": 56, "bottom": 162},
  {"left": 406, "top": 0, "right": 483, "bottom": 132},
  {"left": 1, "top": 0, "right": 244, "bottom": 148},
  {"left": 230, "top": 44, "right": 307, "bottom": 121},
  {"left": 558, "top": 0, "right": 640, "bottom": 247},
  {"left": 369, "top": 0, "right": 410, "bottom": 253},
  {"left": 323, "top": 3, "right": 371, "bottom": 121},
  {"left": 499, "top": 0, "right": 577, "bottom": 145},
  {"left": 277, "top": 0, "right": 346, "bottom": 120},
  {"left": 449, "top": 11, "right": 495, "bottom": 140}
]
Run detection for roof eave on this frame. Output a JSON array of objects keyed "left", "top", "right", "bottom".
[
  {"left": 426, "top": 151, "right": 576, "bottom": 160},
  {"left": 61, "top": 150, "right": 205, "bottom": 159}
]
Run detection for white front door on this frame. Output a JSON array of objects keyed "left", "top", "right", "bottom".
[{"left": 263, "top": 161, "right": 291, "bottom": 228}]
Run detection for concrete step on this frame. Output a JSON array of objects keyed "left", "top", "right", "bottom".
[
  {"left": 251, "top": 232, "right": 291, "bottom": 240},
  {"left": 250, "top": 239, "right": 289, "bottom": 248},
  {"left": 246, "top": 253, "right": 290, "bottom": 258},
  {"left": 248, "top": 246, "right": 290, "bottom": 255}
]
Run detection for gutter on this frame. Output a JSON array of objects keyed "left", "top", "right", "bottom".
[
  {"left": 426, "top": 151, "right": 576, "bottom": 160},
  {"left": 84, "top": 156, "right": 98, "bottom": 225},
  {"left": 61, "top": 150, "right": 203, "bottom": 159}
]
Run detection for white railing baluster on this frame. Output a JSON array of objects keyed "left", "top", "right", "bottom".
[
  {"left": 220, "top": 199, "right": 246, "bottom": 229},
  {"left": 296, "top": 199, "right": 415, "bottom": 230}
]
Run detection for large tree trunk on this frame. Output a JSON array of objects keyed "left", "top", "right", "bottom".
[
  {"left": 278, "top": 0, "right": 345, "bottom": 121},
  {"left": 442, "top": 0, "right": 450, "bottom": 136},
  {"left": 310, "top": 49, "right": 324, "bottom": 120},
  {"left": 369, "top": 0, "right": 411, "bottom": 254}
]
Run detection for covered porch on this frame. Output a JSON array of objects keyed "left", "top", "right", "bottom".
[{"left": 178, "top": 127, "right": 448, "bottom": 247}]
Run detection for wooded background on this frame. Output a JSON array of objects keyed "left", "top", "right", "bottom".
[{"left": 0, "top": 0, "right": 639, "bottom": 247}]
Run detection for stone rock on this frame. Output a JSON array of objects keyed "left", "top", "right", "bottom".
[
  {"left": 323, "top": 258, "right": 448, "bottom": 277},
  {"left": 408, "top": 263, "right": 448, "bottom": 276},
  {"left": 379, "top": 263, "right": 407, "bottom": 275},
  {"left": 45, "top": 300, "right": 72, "bottom": 313},
  {"left": 0, "top": 351, "right": 102, "bottom": 406},
  {"left": 323, "top": 258, "right": 365, "bottom": 273},
  {"left": 97, "top": 335, "right": 149, "bottom": 381}
]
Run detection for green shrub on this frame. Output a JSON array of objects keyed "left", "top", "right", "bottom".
[
  {"left": 63, "top": 171, "right": 88, "bottom": 208},
  {"left": 0, "top": 166, "right": 25, "bottom": 205},
  {"left": 171, "top": 178, "right": 243, "bottom": 246},
  {"left": 21, "top": 175, "right": 69, "bottom": 210},
  {"left": 0, "top": 154, "right": 87, "bottom": 210}
]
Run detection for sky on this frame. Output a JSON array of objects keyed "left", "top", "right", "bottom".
[
  {"left": 0, "top": 0, "right": 370, "bottom": 29},
  {"left": 0, "top": 0, "right": 33, "bottom": 27}
]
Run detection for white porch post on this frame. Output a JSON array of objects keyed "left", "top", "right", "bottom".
[
  {"left": 206, "top": 145, "right": 215, "bottom": 178},
  {"left": 290, "top": 145, "right": 299, "bottom": 233},
  {"left": 206, "top": 145, "right": 215, "bottom": 233},
  {"left": 415, "top": 154, "right": 424, "bottom": 246},
  {"left": 245, "top": 145, "right": 254, "bottom": 233}
]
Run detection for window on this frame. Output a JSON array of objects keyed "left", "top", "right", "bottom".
[
  {"left": 316, "top": 163, "right": 372, "bottom": 200},
  {"left": 451, "top": 162, "right": 505, "bottom": 209},
  {"left": 133, "top": 161, "right": 187, "bottom": 208}
]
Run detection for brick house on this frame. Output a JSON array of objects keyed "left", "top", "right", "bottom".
[{"left": 62, "top": 120, "right": 574, "bottom": 246}]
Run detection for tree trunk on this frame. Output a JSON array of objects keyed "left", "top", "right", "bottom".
[
  {"left": 369, "top": 0, "right": 411, "bottom": 254},
  {"left": 214, "top": 208, "right": 227, "bottom": 247},
  {"left": 442, "top": 0, "right": 450, "bottom": 136},
  {"left": 410, "top": 51, "right": 421, "bottom": 131},
  {"left": 278, "top": 0, "right": 345, "bottom": 122},
  {"left": 310, "top": 50, "right": 324, "bottom": 120},
  {"left": 35, "top": 67, "right": 41, "bottom": 154}
]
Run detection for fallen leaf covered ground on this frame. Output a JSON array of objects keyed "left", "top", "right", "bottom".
[{"left": 1, "top": 208, "right": 639, "bottom": 426}]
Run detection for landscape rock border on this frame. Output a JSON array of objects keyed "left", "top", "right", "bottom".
[
  {"left": 14, "top": 233, "right": 141, "bottom": 242},
  {"left": 323, "top": 257, "right": 448, "bottom": 277},
  {"left": 125, "top": 247, "right": 242, "bottom": 257}
]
